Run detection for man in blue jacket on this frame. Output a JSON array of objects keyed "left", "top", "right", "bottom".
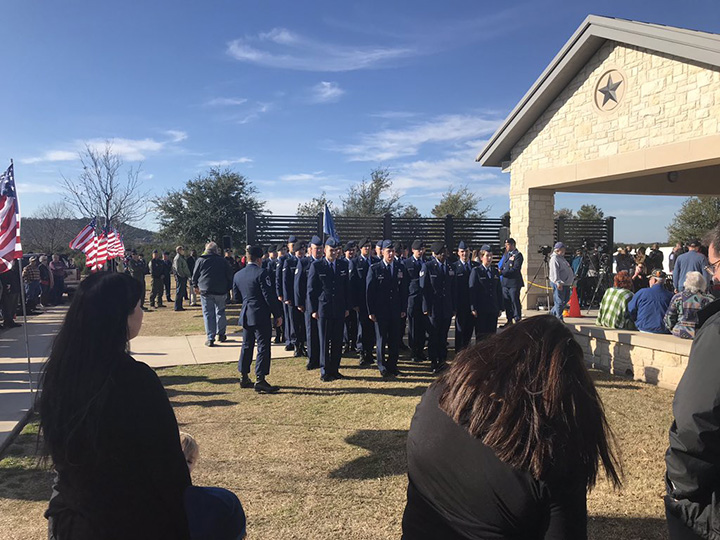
[
  {"left": 403, "top": 240, "right": 427, "bottom": 363},
  {"left": 421, "top": 241, "right": 455, "bottom": 374},
  {"left": 232, "top": 246, "right": 283, "bottom": 393},
  {"left": 469, "top": 245, "right": 503, "bottom": 340},
  {"left": 452, "top": 240, "right": 478, "bottom": 352},
  {"left": 308, "top": 237, "right": 351, "bottom": 382},
  {"left": 275, "top": 236, "right": 298, "bottom": 351},
  {"left": 673, "top": 239, "right": 709, "bottom": 293},
  {"left": 192, "top": 242, "right": 234, "bottom": 347},
  {"left": 628, "top": 269, "right": 673, "bottom": 333},
  {"left": 351, "top": 238, "right": 378, "bottom": 366},
  {"left": 295, "top": 236, "right": 324, "bottom": 367},
  {"left": 366, "top": 240, "right": 408, "bottom": 378},
  {"left": 499, "top": 238, "right": 524, "bottom": 326}
]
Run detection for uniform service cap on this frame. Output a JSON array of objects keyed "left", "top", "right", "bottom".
[
  {"left": 480, "top": 244, "right": 492, "bottom": 252},
  {"left": 345, "top": 240, "right": 357, "bottom": 250},
  {"left": 152, "top": 249, "right": 159, "bottom": 254},
  {"left": 359, "top": 238, "right": 372, "bottom": 248},
  {"left": 288, "top": 235, "right": 298, "bottom": 244},
  {"left": 276, "top": 243, "right": 285, "bottom": 252},
  {"left": 381, "top": 239, "right": 395, "bottom": 250},
  {"left": 430, "top": 241, "right": 446, "bottom": 254},
  {"left": 295, "top": 241, "right": 307, "bottom": 251},
  {"left": 376, "top": 239, "right": 384, "bottom": 248},
  {"left": 325, "top": 237, "right": 339, "bottom": 248},
  {"left": 411, "top": 240, "right": 424, "bottom": 251},
  {"left": 457, "top": 240, "right": 469, "bottom": 250},
  {"left": 310, "top": 235, "right": 323, "bottom": 247}
]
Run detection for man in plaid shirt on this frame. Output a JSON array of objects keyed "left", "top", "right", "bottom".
[
  {"left": 596, "top": 270, "right": 635, "bottom": 330},
  {"left": 22, "top": 256, "right": 42, "bottom": 311}
]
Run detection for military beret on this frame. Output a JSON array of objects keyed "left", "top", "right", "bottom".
[
  {"left": 411, "top": 240, "right": 424, "bottom": 251},
  {"left": 310, "top": 235, "right": 323, "bottom": 247},
  {"left": 430, "top": 241, "right": 446, "bottom": 254},
  {"left": 288, "top": 235, "right": 298, "bottom": 243},
  {"left": 345, "top": 240, "right": 357, "bottom": 250},
  {"left": 248, "top": 246, "right": 263, "bottom": 258},
  {"left": 325, "top": 237, "right": 339, "bottom": 248},
  {"left": 376, "top": 239, "right": 384, "bottom": 248},
  {"left": 480, "top": 244, "right": 492, "bottom": 252},
  {"left": 381, "top": 239, "right": 395, "bottom": 250},
  {"left": 457, "top": 240, "right": 469, "bottom": 250}
]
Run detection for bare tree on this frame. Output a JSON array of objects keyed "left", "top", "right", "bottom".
[
  {"left": 23, "top": 202, "right": 76, "bottom": 254},
  {"left": 61, "top": 142, "right": 150, "bottom": 229}
]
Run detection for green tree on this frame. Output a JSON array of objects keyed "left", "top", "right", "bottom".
[
  {"left": 576, "top": 204, "right": 604, "bottom": 220},
  {"left": 401, "top": 204, "right": 422, "bottom": 218},
  {"left": 667, "top": 197, "right": 720, "bottom": 244},
  {"left": 340, "top": 168, "right": 406, "bottom": 216},
  {"left": 297, "top": 192, "right": 336, "bottom": 216},
  {"left": 154, "top": 168, "right": 267, "bottom": 246},
  {"left": 430, "top": 185, "right": 488, "bottom": 218},
  {"left": 553, "top": 208, "right": 575, "bottom": 220}
]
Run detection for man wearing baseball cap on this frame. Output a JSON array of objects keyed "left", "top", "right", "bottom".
[
  {"left": 673, "top": 239, "right": 709, "bottom": 294},
  {"left": 549, "top": 242, "right": 575, "bottom": 321}
]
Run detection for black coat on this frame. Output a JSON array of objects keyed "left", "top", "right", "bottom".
[
  {"left": 665, "top": 301, "right": 720, "bottom": 537},
  {"left": 350, "top": 255, "right": 374, "bottom": 316},
  {"left": 452, "top": 260, "right": 478, "bottom": 313},
  {"left": 191, "top": 253, "right": 233, "bottom": 295},
  {"left": 366, "top": 260, "right": 408, "bottom": 321},
  {"left": 469, "top": 264, "right": 503, "bottom": 314}
]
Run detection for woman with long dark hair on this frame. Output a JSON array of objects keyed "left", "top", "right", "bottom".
[
  {"left": 40, "top": 272, "right": 245, "bottom": 540},
  {"left": 402, "top": 315, "right": 621, "bottom": 539}
]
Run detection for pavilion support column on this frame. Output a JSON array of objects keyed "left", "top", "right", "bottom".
[{"left": 509, "top": 188, "right": 556, "bottom": 311}]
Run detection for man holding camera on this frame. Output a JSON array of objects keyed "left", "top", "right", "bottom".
[{"left": 549, "top": 242, "right": 575, "bottom": 321}]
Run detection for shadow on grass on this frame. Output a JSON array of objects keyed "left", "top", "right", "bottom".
[
  {"left": 329, "top": 429, "right": 408, "bottom": 480},
  {"left": 160, "top": 375, "right": 239, "bottom": 387},
  {"left": 0, "top": 426, "right": 53, "bottom": 502},
  {"left": 281, "top": 385, "right": 429, "bottom": 398},
  {"left": 588, "top": 515, "right": 667, "bottom": 540},
  {"left": 170, "top": 398, "right": 237, "bottom": 408},
  {"left": 165, "top": 388, "right": 228, "bottom": 398},
  {"left": 590, "top": 370, "right": 644, "bottom": 390}
]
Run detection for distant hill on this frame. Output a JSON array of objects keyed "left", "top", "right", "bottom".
[{"left": 22, "top": 218, "right": 157, "bottom": 254}]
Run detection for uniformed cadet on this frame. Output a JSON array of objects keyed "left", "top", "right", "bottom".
[
  {"left": 232, "top": 246, "right": 283, "bottom": 394},
  {"left": 421, "top": 241, "right": 455, "bottom": 373},
  {"left": 283, "top": 240, "right": 307, "bottom": 358},
  {"left": 264, "top": 245, "right": 284, "bottom": 343},
  {"left": 275, "top": 236, "right": 298, "bottom": 350},
  {"left": 366, "top": 240, "right": 409, "bottom": 378},
  {"left": 351, "top": 238, "right": 377, "bottom": 366},
  {"left": 395, "top": 241, "right": 410, "bottom": 350},
  {"left": 403, "top": 240, "right": 427, "bottom": 362},
  {"left": 295, "top": 236, "right": 323, "bottom": 366},
  {"left": 452, "top": 240, "right": 479, "bottom": 352},
  {"left": 469, "top": 244, "right": 503, "bottom": 340},
  {"left": 308, "top": 237, "right": 351, "bottom": 382},
  {"left": 499, "top": 238, "right": 524, "bottom": 325},
  {"left": 343, "top": 240, "right": 359, "bottom": 355},
  {"left": 374, "top": 240, "right": 383, "bottom": 260}
]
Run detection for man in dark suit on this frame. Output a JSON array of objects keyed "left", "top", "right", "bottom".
[
  {"left": 308, "top": 237, "right": 351, "bottom": 382},
  {"left": 295, "top": 236, "right": 323, "bottom": 367},
  {"left": 275, "top": 236, "right": 298, "bottom": 351},
  {"left": 452, "top": 240, "right": 478, "bottom": 352},
  {"left": 403, "top": 239, "right": 427, "bottom": 363},
  {"left": 233, "top": 246, "right": 283, "bottom": 394},
  {"left": 469, "top": 244, "right": 502, "bottom": 340},
  {"left": 499, "top": 238, "right": 524, "bottom": 325},
  {"left": 350, "top": 238, "right": 377, "bottom": 366},
  {"left": 421, "top": 241, "right": 455, "bottom": 374},
  {"left": 366, "top": 240, "right": 408, "bottom": 378}
]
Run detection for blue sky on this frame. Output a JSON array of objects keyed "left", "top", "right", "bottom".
[{"left": 4, "top": 0, "right": 720, "bottom": 243}]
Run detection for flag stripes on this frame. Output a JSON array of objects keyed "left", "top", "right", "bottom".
[{"left": 0, "top": 163, "right": 22, "bottom": 273}]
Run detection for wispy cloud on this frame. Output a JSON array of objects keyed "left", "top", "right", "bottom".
[
  {"left": 204, "top": 97, "right": 248, "bottom": 107},
  {"left": 279, "top": 171, "right": 327, "bottom": 182},
  {"left": 370, "top": 111, "right": 419, "bottom": 119},
  {"left": 226, "top": 28, "right": 417, "bottom": 72},
  {"left": 17, "top": 182, "right": 64, "bottom": 194},
  {"left": 21, "top": 131, "right": 188, "bottom": 164},
  {"left": 201, "top": 158, "right": 253, "bottom": 167},
  {"left": 310, "top": 81, "right": 344, "bottom": 104},
  {"left": 338, "top": 114, "right": 502, "bottom": 162}
]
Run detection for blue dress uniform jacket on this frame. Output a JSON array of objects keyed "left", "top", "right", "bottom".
[
  {"left": 366, "top": 260, "right": 409, "bottom": 375},
  {"left": 280, "top": 254, "right": 300, "bottom": 346},
  {"left": 309, "top": 258, "right": 351, "bottom": 377},
  {"left": 233, "top": 263, "right": 282, "bottom": 378},
  {"left": 421, "top": 259, "right": 455, "bottom": 365},
  {"left": 499, "top": 249, "right": 524, "bottom": 322},
  {"left": 403, "top": 256, "right": 427, "bottom": 358},
  {"left": 295, "top": 256, "right": 321, "bottom": 365},
  {"left": 452, "top": 259, "right": 479, "bottom": 351},
  {"left": 469, "top": 264, "right": 502, "bottom": 340},
  {"left": 351, "top": 255, "right": 376, "bottom": 359}
]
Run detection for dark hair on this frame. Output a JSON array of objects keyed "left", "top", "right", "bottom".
[
  {"left": 247, "top": 245, "right": 263, "bottom": 260},
  {"left": 705, "top": 222, "right": 720, "bottom": 253},
  {"left": 614, "top": 270, "right": 633, "bottom": 290},
  {"left": 38, "top": 272, "right": 142, "bottom": 465},
  {"left": 438, "top": 315, "right": 621, "bottom": 488}
]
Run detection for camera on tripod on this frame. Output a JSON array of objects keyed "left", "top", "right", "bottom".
[{"left": 538, "top": 245, "right": 552, "bottom": 256}]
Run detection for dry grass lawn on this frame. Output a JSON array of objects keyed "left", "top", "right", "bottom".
[{"left": 0, "top": 354, "right": 674, "bottom": 539}]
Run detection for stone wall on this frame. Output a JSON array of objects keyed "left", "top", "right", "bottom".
[{"left": 568, "top": 323, "right": 691, "bottom": 391}]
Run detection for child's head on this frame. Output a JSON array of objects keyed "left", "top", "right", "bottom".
[{"left": 179, "top": 431, "right": 199, "bottom": 473}]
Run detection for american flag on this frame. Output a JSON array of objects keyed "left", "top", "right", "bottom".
[
  {"left": 69, "top": 217, "right": 97, "bottom": 251},
  {"left": 0, "top": 163, "right": 22, "bottom": 273},
  {"left": 94, "top": 231, "right": 108, "bottom": 270},
  {"left": 106, "top": 228, "right": 124, "bottom": 258},
  {"left": 83, "top": 233, "right": 98, "bottom": 270}
]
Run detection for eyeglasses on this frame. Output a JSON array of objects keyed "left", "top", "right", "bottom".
[{"left": 705, "top": 258, "right": 720, "bottom": 274}]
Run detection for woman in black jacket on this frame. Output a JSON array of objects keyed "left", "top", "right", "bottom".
[
  {"left": 39, "top": 272, "right": 245, "bottom": 539},
  {"left": 402, "top": 315, "right": 621, "bottom": 539}
]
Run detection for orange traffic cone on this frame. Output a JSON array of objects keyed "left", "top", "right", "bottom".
[{"left": 568, "top": 286, "right": 582, "bottom": 318}]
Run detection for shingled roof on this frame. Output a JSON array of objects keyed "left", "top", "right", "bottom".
[{"left": 476, "top": 15, "right": 720, "bottom": 167}]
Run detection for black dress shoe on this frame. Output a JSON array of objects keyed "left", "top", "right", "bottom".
[
  {"left": 240, "top": 377, "right": 255, "bottom": 389},
  {"left": 432, "top": 362, "right": 448, "bottom": 374},
  {"left": 321, "top": 374, "right": 335, "bottom": 382},
  {"left": 218, "top": 334, "right": 227, "bottom": 342},
  {"left": 255, "top": 379, "right": 279, "bottom": 394},
  {"left": 294, "top": 348, "right": 304, "bottom": 358},
  {"left": 399, "top": 342, "right": 409, "bottom": 351},
  {"left": 380, "top": 370, "right": 395, "bottom": 379},
  {"left": 391, "top": 369, "right": 403, "bottom": 376},
  {"left": 174, "top": 307, "right": 185, "bottom": 312},
  {"left": 205, "top": 340, "right": 214, "bottom": 347},
  {"left": 333, "top": 372, "right": 346, "bottom": 380},
  {"left": 285, "top": 344, "right": 295, "bottom": 351},
  {"left": 306, "top": 362, "right": 319, "bottom": 370}
]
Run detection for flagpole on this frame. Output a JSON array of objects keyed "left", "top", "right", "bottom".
[{"left": 11, "top": 159, "right": 34, "bottom": 393}]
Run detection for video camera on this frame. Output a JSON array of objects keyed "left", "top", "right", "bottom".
[{"left": 538, "top": 245, "right": 552, "bottom": 256}]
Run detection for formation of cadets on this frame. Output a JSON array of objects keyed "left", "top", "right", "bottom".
[{"left": 246, "top": 234, "right": 505, "bottom": 383}]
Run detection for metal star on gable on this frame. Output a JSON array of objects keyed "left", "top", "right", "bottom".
[{"left": 598, "top": 74, "right": 623, "bottom": 106}]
